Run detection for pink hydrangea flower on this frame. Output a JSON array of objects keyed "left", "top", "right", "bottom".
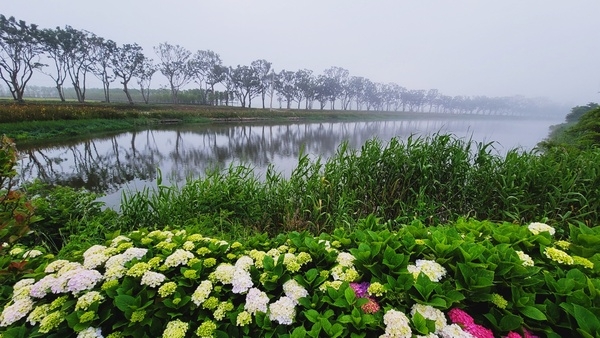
[
  {"left": 465, "top": 323, "right": 494, "bottom": 338},
  {"left": 506, "top": 332, "right": 522, "bottom": 338},
  {"left": 448, "top": 308, "right": 475, "bottom": 326},
  {"left": 524, "top": 328, "right": 539, "bottom": 338},
  {"left": 360, "top": 297, "right": 380, "bottom": 314}
]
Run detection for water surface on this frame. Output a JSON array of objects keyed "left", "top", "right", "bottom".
[{"left": 17, "top": 116, "right": 560, "bottom": 208}]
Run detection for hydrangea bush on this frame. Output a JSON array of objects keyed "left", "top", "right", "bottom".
[{"left": 0, "top": 217, "right": 599, "bottom": 337}]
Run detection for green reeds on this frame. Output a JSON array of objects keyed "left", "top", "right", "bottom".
[{"left": 116, "top": 134, "right": 600, "bottom": 236}]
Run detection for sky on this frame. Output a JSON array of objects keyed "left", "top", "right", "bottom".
[{"left": 3, "top": 0, "right": 600, "bottom": 106}]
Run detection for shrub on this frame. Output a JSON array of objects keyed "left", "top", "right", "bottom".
[{"left": 0, "top": 217, "right": 598, "bottom": 337}]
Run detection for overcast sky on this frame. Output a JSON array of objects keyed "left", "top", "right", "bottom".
[{"left": 4, "top": 0, "right": 600, "bottom": 106}]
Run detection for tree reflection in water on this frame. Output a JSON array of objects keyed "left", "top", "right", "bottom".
[{"left": 17, "top": 117, "right": 559, "bottom": 208}]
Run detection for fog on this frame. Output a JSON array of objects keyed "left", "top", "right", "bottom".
[{"left": 3, "top": 0, "right": 600, "bottom": 107}]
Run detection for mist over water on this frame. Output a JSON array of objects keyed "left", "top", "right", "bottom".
[{"left": 17, "top": 117, "right": 561, "bottom": 209}]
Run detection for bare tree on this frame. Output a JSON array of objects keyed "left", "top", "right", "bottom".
[
  {"left": 60, "top": 26, "right": 96, "bottom": 102},
  {"left": 154, "top": 42, "right": 192, "bottom": 103},
  {"left": 0, "top": 15, "right": 44, "bottom": 102}
]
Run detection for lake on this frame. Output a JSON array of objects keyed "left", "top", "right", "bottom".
[{"left": 16, "top": 116, "right": 562, "bottom": 209}]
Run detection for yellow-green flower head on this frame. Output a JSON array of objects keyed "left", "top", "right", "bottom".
[
  {"left": 277, "top": 245, "right": 289, "bottom": 253},
  {"left": 203, "top": 258, "right": 217, "bottom": 268},
  {"left": 202, "top": 297, "right": 219, "bottom": 310},
  {"left": 196, "top": 247, "right": 211, "bottom": 257},
  {"left": 126, "top": 262, "right": 151, "bottom": 278},
  {"left": 491, "top": 293, "right": 508, "bottom": 309},
  {"left": 147, "top": 257, "right": 163, "bottom": 268},
  {"left": 141, "top": 238, "right": 153, "bottom": 246},
  {"left": 544, "top": 247, "right": 574, "bottom": 265},
  {"left": 296, "top": 252, "right": 312, "bottom": 265},
  {"left": 39, "top": 311, "right": 65, "bottom": 333},
  {"left": 130, "top": 310, "right": 146, "bottom": 323},
  {"left": 162, "top": 319, "right": 188, "bottom": 338},
  {"left": 50, "top": 296, "right": 68, "bottom": 310},
  {"left": 319, "top": 270, "right": 330, "bottom": 278},
  {"left": 182, "top": 241, "right": 195, "bottom": 251},
  {"left": 27, "top": 304, "right": 50, "bottom": 326},
  {"left": 226, "top": 253, "right": 237, "bottom": 260},
  {"left": 156, "top": 241, "right": 177, "bottom": 252},
  {"left": 214, "top": 301, "right": 234, "bottom": 321},
  {"left": 183, "top": 269, "right": 198, "bottom": 279},
  {"left": 331, "top": 240, "right": 341, "bottom": 248},
  {"left": 528, "top": 222, "right": 556, "bottom": 236},
  {"left": 116, "top": 242, "right": 134, "bottom": 253},
  {"left": 187, "top": 258, "right": 201, "bottom": 267},
  {"left": 415, "top": 239, "right": 426, "bottom": 245},
  {"left": 318, "top": 280, "right": 343, "bottom": 292},
  {"left": 79, "top": 311, "right": 96, "bottom": 323},
  {"left": 249, "top": 250, "right": 266, "bottom": 269},
  {"left": 196, "top": 320, "right": 217, "bottom": 338},
  {"left": 367, "top": 282, "right": 386, "bottom": 297},
  {"left": 158, "top": 282, "right": 178, "bottom": 297},
  {"left": 231, "top": 241, "right": 243, "bottom": 249},
  {"left": 555, "top": 240, "right": 571, "bottom": 250},
  {"left": 236, "top": 311, "right": 252, "bottom": 326},
  {"left": 101, "top": 279, "right": 119, "bottom": 291},
  {"left": 76, "top": 291, "right": 105, "bottom": 311},
  {"left": 186, "top": 234, "right": 203, "bottom": 242},
  {"left": 573, "top": 256, "right": 594, "bottom": 269},
  {"left": 106, "top": 332, "right": 125, "bottom": 338}
]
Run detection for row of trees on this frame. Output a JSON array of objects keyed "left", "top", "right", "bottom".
[{"left": 1, "top": 14, "right": 561, "bottom": 116}]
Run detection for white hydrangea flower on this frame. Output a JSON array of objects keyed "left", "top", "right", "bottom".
[
  {"left": 164, "top": 249, "right": 195, "bottom": 268},
  {"left": 527, "top": 222, "right": 555, "bottom": 236},
  {"left": 245, "top": 288, "right": 270, "bottom": 315},
  {"left": 268, "top": 296, "right": 296, "bottom": 325},
  {"left": 410, "top": 304, "right": 447, "bottom": 332},
  {"left": 22, "top": 249, "right": 43, "bottom": 258},
  {"left": 235, "top": 256, "right": 254, "bottom": 271},
  {"left": 438, "top": 323, "right": 475, "bottom": 338},
  {"left": 380, "top": 309, "right": 412, "bottom": 338},
  {"left": 30, "top": 275, "right": 57, "bottom": 298},
  {"left": 282, "top": 279, "right": 308, "bottom": 305},
  {"left": 0, "top": 297, "right": 34, "bottom": 327},
  {"left": 77, "top": 327, "right": 103, "bottom": 338},
  {"left": 231, "top": 268, "right": 253, "bottom": 294},
  {"left": 191, "top": 280, "right": 213, "bottom": 306},
  {"left": 44, "top": 259, "right": 70, "bottom": 273},
  {"left": 76, "top": 291, "right": 105, "bottom": 311},
  {"left": 140, "top": 271, "right": 166, "bottom": 288},
  {"left": 214, "top": 264, "right": 236, "bottom": 284},
  {"left": 66, "top": 269, "right": 103, "bottom": 294},
  {"left": 516, "top": 250, "right": 534, "bottom": 267},
  {"left": 336, "top": 252, "right": 355, "bottom": 267},
  {"left": 110, "top": 235, "right": 132, "bottom": 247},
  {"left": 407, "top": 259, "right": 447, "bottom": 282}
]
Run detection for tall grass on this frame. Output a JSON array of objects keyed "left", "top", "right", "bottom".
[{"left": 117, "top": 134, "right": 600, "bottom": 236}]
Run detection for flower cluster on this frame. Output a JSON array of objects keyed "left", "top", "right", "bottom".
[
  {"left": 407, "top": 259, "right": 447, "bottom": 282},
  {"left": 527, "top": 222, "right": 555, "bottom": 236},
  {"left": 380, "top": 309, "right": 412, "bottom": 338},
  {"left": 448, "top": 308, "right": 494, "bottom": 338},
  {"left": 543, "top": 247, "right": 574, "bottom": 265}
]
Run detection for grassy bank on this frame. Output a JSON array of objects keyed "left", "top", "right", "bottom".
[{"left": 1, "top": 100, "right": 528, "bottom": 144}]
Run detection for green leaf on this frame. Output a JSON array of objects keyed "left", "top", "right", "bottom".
[
  {"left": 304, "top": 309, "right": 319, "bottom": 323},
  {"left": 561, "top": 303, "right": 600, "bottom": 335},
  {"left": 499, "top": 313, "right": 523, "bottom": 331},
  {"left": 291, "top": 326, "right": 307, "bottom": 338},
  {"left": 114, "top": 294, "right": 138, "bottom": 312},
  {"left": 519, "top": 305, "right": 547, "bottom": 321},
  {"left": 344, "top": 285, "right": 356, "bottom": 304}
]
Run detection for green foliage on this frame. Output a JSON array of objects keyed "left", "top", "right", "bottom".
[
  {"left": 23, "top": 181, "right": 118, "bottom": 253},
  {"left": 117, "top": 134, "right": 600, "bottom": 237},
  {"left": 0, "top": 218, "right": 598, "bottom": 337}
]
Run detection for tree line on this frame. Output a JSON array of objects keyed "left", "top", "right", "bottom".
[{"left": 0, "top": 14, "right": 561, "bottom": 116}]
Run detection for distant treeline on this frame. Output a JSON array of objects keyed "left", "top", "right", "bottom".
[{"left": 1, "top": 14, "right": 565, "bottom": 117}]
